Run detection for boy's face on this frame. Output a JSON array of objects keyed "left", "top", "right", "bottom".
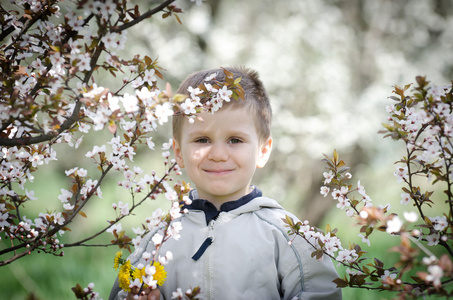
[{"left": 173, "top": 106, "right": 272, "bottom": 207}]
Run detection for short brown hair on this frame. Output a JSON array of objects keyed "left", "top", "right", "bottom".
[{"left": 172, "top": 66, "right": 272, "bottom": 143}]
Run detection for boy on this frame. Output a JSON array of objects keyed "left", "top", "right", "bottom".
[{"left": 109, "top": 67, "right": 342, "bottom": 300}]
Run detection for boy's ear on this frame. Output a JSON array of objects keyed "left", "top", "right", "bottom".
[
  {"left": 257, "top": 137, "right": 273, "bottom": 169},
  {"left": 172, "top": 139, "right": 185, "bottom": 168}
]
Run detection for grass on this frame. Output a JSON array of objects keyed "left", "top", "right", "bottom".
[{"left": 1, "top": 243, "right": 118, "bottom": 299}]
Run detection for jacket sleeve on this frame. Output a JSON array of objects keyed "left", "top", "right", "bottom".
[
  {"left": 276, "top": 217, "right": 342, "bottom": 300},
  {"left": 108, "top": 277, "right": 125, "bottom": 300}
]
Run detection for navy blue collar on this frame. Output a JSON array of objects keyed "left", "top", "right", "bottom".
[{"left": 183, "top": 187, "right": 262, "bottom": 225}]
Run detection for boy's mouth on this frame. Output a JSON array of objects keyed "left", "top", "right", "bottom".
[{"left": 203, "top": 169, "right": 234, "bottom": 175}]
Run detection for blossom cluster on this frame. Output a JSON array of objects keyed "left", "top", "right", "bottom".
[
  {"left": 175, "top": 69, "right": 244, "bottom": 125},
  {"left": 285, "top": 78, "right": 453, "bottom": 298},
  {"left": 71, "top": 282, "right": 100, "bottom": 300},
  {"left": 0, "top": 3, "right": 235, "bottom": 300},
  {"left": 114, "top": 251, "right": 167, "bottom": 293}
]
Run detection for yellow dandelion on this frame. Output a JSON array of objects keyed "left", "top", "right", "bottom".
[
  {"left": 153, "top": 262, "right": 167, "bottom": 286},
  {"left": 132, "top": 266, "right": 146, "bottom": 282},
  {"left": 118, "top": 260, "right": 132, "bottom": 291},
  {"left": 114, "top": 251, "right": 123, "bottom": 270}
]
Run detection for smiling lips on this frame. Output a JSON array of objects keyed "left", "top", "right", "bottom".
[{"left": 203, "top": 168, "right": 234, "bottom": 175}]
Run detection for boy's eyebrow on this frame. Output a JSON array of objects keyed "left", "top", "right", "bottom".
[{"left": 185, "top": 129, "right": 253, "bottom": 139}]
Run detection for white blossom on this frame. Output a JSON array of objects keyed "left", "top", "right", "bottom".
[{"left": 386, "top": 216, "right": 403, "bottom": 234}]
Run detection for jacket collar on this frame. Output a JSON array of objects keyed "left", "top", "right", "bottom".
[{"left": 183, "top": 187, "right": 262, "bottom": 225}]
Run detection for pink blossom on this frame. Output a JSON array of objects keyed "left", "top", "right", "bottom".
[
  {"left": 165, "top": 190, "right": 178, "bottom": 202},
  {"left": 63, "top": 203, "right": 75, "bottom": 210},
  {"left": 152, "top": 233, "right": 163, "bottom": 246},
  {"left": 131, "top": 77, "right": 144, "bottom": 88},
  {"left": 129, "top": 278, "right": 142, "bottom": 290},
  {"left": 101, "top": 32, "right": 118, "bottom": 49},
  {"left": 204, "top": 73, "right": 217, "bottom": 81},
  {"left": 0, "top": 212, "right": 9, "bottom": 228},
  {"left": 357, "top": 180, "right": 366, "bottom": 197},
  {"left": 358, "top": 234, "right": 370, "bottom": 246},
  {"left": 168, "top": 221, "right": 183, "bottom": 240},
  {"left": 159, "top": 251, "right": 173, "bottom": 265},
  {"left": 386, "top": 216, "right": 403, "bottom": 234},
  {"left": 99, "top": 0, "right": 116, "bottom": 16},
  {"left": 77, "top": 168, "right": 88, "bottom": 177},
  {"left": 54, "top": 212, "right": 65, "bottom": 225},
  {"left": 144, "top": 69, "right": 157, "bottom": 85},
  {"left": 426, "top": 265, "right": 444, "bottom": 288},
  {"left": 218, "top": 85, "right": 232, "bottom": 102},
  {"left": 67, "top": 12, "right": 85, "bottom": 31},
  {"left": 320, "top": 186, "right": 330, "bottom": 197},
  {"left": 26, "top": 189, "right": 37, "bottom": 200},
  {"left": 154, "top": 102, "right": 173, "bottom": 125},
  {"left": 393, "top": 166, "right": 408, "bottom": 183},
  {"left": 381, "top": 270, "right": 397, "bottom": 286},
  {"left": 187, "top": 86, "right": 202, "bottom": 99},
  {"left": 345, "top": 209, "right": 354, "bottom": 218},
  {"left": 336, "top": 249, "right": 358, "bottom": 264},
  {"left": 403, "top": 211, "right": 418, "bottom": 223},
  {"left": 121, "top": 93, "right": 139, "bottom": 113},
  {"left": 331, "top": 189, "right": 342, "bottom": 200},
  {"left": 132, "top": 236, "right": 142, "bottom": 248},
  {"left": 336, "top": 196, "right": 350, "bottom": 210},
  {"left": 339, "top": 186, "right": 349, "bottom": 195},
  {"left": 85, "top": 145, "right": 106, "bottom": 158},
  {"left": 76, "top": 53, "right": 91, "bottom": 71},
  {"left": 29, "top": 152, "right": 44, "bottom": 168},
  {"left": 136, "top": 86, "right": 156, "bottom": 105},
  {"left": 118, "top": 201, "right": 129, "bottom": 216},
  {"left": 400, "top": 192, "right": 411, "bottom": 206},
  {"left": 426, "top": 233, "right": 440, "bottom": 246},
  {"left": 107, "top": 223, "right": 122, "bottom": 234},
  {"left": 141, "top": 251, "right": 152, "bottom": 262},
  {"left": 323, "top": 170, "right": 334, "bottom": 184},
  {"left": 429, "top": 216, "right": 448, "bottom": 231},
  {"left": 58, "top": 189, "right": 73, "bottom": 203},
  {"left": 146, "top": 137, "right": 155, "bottom": 150},
  {"left": 181, "top": 98, "right": 198, "bottom": 115},
  {"left": 204, "top": 83, "right": 218, "bottom": 93},
  {"left": 169, "top": 202, "right": 182, "bottom": 219}
]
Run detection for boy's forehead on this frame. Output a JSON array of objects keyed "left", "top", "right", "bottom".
[{"left": 181, "top": 106, "right": 258, "bottom": 134}]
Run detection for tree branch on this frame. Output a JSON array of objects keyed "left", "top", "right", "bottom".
[
  {"left": 64, "top": 162, "right": 177, "bottom": 248},
  {"left": 110, "top": 0, "right": 175, "bottom": 33},
  {"left": 0, "top": 101, "right": 82, "bottom": 146},
  {"left": 0, "top": 19, "right": 103, "bottom": 147}
]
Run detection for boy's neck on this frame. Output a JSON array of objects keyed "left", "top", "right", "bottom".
[
  {"left": 195, "top": 186, "right": 256, "bottom": 209},
  {"left": 185, "top": 188, "right": 262, "bottom": 225}
]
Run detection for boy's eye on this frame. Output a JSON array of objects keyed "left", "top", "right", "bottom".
[
  {"left": 196, "top": 138, "right": 209, "bottom": 143},
  {"left": 229, "top": 138, "right": 242, "bottom": 144}
]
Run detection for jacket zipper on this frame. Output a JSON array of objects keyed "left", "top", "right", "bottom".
[
  {"left": 205, "top": 220, "right": 216, "bottom": 300},
  {"left": 191, "top": 220, "right": 215, "bottom": 261}
]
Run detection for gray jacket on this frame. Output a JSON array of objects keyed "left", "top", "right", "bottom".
[{"left": 109, "top": 195, "right": 342, "bottom": 300}]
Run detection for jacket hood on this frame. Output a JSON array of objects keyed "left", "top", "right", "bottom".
[
  {"left": 228, "top": 196, "right": 284, "bottom": 215},
  {"left": 185, "top": 188, "right": 284, "bottom": 224}
]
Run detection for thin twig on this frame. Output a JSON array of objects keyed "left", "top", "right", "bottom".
[{"left": 110, "top": 0, "right": 175, "bottom": 33}]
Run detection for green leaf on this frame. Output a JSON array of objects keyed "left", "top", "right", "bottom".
[
  {"left": 325, "top": 224, "right": 331, "bottom": 232},
  {"left": 333, "top": 149, "right": 339, "bottom": 164},
  {"left": 333, "top": 278, "right": 348, "bottom": 288},
  {"left": 144, "top": 55, "right": 152, "bottom": 66}
]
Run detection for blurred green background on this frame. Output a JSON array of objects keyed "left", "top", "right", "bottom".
[{"left": 2, "top": 0, "right": 453, "bottom": 299}]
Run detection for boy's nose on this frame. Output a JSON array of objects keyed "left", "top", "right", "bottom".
[{"left": 207, "top": 143, "right": 228, "bottom": 162}]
